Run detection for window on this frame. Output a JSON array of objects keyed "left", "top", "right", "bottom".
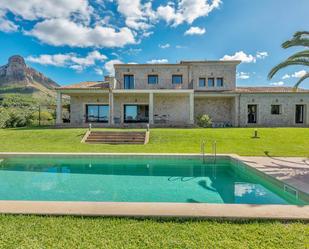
[
  {"left": 124, "top": 105, "right": 149, "bottom": 123},
  {"left": 172, "top": 75, "right": 182, "bottom": 84},
  {"left": 208, "top": 78, "right": 215, "bottom": 87},
  {"left": 295, "top": 105, "right": 304, "bottom": 124},
  {"left": 148, "top": 75, "right": 158, "bottom": 84},
  {"left": 199, "top": 78, "right": 206, "bottom": 87},
  {"left": 124, "top": 74, "right": 134, "bottom": 89},
  {"left": 248, "top": 105, "right": 257, "bottom": 123},
  {"left": 86, "top": 104, "right": 109, "bottom": 123},
  {"left": 216, "top": 77, "right": 223, "bottom": 87},
  {"left": 271, "top": 105, "right": 281, "bottom": 115}
]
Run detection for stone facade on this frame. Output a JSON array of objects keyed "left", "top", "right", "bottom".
[
  {"left": 238, "top": 93, "right": 309, "bottom": 127},
  {"left": 57, "top": 60, "right": 309, "bottom": 127}
]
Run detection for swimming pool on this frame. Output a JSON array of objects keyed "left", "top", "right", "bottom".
[{"left": 0, "top": 155, "right": 307, "bottom": 205}]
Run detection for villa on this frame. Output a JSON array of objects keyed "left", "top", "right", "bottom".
[{"left": 56, "top": 60, "right": 309, "bottom": 127}]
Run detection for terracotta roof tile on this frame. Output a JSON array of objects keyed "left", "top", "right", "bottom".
[
  {"left": 236, "top": 87, "right": 309, "bottom": 93},
  {"left": 56, "top": 81, "right": 110, "bottom": 90}
]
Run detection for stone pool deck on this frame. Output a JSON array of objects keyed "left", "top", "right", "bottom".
[{"left": 239, "top": 156, "right": 309, "bottom": 196}]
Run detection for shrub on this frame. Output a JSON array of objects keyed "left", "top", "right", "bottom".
[
  {"left": 196, "top": 114, "right": 212, "bottom": 128},
  {"left": 0, "top": 108, "right": 9, "bottom": 128}
]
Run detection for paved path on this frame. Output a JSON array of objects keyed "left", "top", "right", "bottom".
[{"left": 240, "top": 156, "right": 309, "bottom": 195}]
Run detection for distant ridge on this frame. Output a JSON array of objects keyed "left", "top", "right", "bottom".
[{"left": 0, "top": 55, "right": 59, "bottom": 95}]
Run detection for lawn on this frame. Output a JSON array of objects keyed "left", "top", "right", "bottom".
[
  {"left": 0, "top": 127, "right": 308, "bottom": 156},
  {"left": 0, "top": 215, "right": 307, "bottom": 249}
]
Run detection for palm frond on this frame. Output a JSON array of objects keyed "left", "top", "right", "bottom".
[
  {"left": 293, "top": 31, "right": 309, "bottom": 38},
  {"left": 294, "top": 72, "right": 309, "bottom": 89},
  {"left": 268, "top": 58, "right": 309, "bottom": 79},
  {"left": 286, "top": 50, "right": 309, "bottom": 60},
  {"left": 282, "top": 38, "right": 309, "bottom": 48}
]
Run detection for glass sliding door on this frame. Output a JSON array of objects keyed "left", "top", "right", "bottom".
[
  {"left": 124, "top": 75, "right": 134, "bottom": 89},
  {"left": 86, "top": 104, "right": 109, "bottom": 123},
  {"left": 295, "top": 105, "right": 304, "bottom": 124},
  {"left": 247, "top": 105, "right": 257, "bottom": 124},
  {"left": 124, "top": 104, "right": 149, "bottom": 123}
]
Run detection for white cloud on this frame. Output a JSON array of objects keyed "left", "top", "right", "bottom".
[
  {"left": 281, "top": 70, "right": 307, "bottom": 80},
  {"left": 116, "top": 0, "right": 155, "bottom": 30},
  {"left": 176, "top": 45, "right": 187, "bottom": 49},
  {"left": 0, "top": 0, "right": 92, "bottom": 22},
  {"left": 94, "top": 68, "right": 104, "bottom": 75},
  {"left": 0, "top": 9, "right": 18, "bottom": 32},
  {"left": 26, "top": 51, "right": 107, "bottom": 72},
  {"left": 220, "top": 51, "right": 269, "bottom": 63},
  {"left": 104, "top": 59, "right": 123, "bottom": 75},
  {"left": 237, "top": 72, "right": 250, "bottom": 80},
  {"left": 159, "top": 43, "right": 170, "bottom": 49},
  {"left": 157, "top": 0, "right": 221, "bottom": 26},
  {"left": 146, "top": 59, "right": 168, "bottom": 64},
  {"left": 256, "top": 51, "right": 268, "bottom": 59},
  {"left": 291, "top": 70, "right": 307, "bottom": 78},
  {"left": 282, "top": 74, "right": 290, "bottom": 80},
  {"left": 26, "top": 19, "right": 136, "bottom": 47},
  {"left": 220, "top": 51, "right": 256, "bottom": 63},
  {"left": 270, "top": 81, "right": 284, "bottom": 86},
  {"left": 184, "top": 26, "right": 206, "bottom": 36}
]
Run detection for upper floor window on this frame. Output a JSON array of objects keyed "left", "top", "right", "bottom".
[
  {"left": 124, "top": 74, "right": 134, "bottom": 89},
  {"left": 172, "top": 75, "right": 183, "bottom": 84},
  {"left": 148, "top": 75, "right": 158, "bottom": 84},
  {"left": 208, "top": 77, "right": 215, "bottom": 87},
  {"left": 271, "top": 105, "right": 281, "bottom": 115},
  {"left": 199, "top": 78, "right": 206, "bottom": 87},
  {"left": 216, "top": 77, "right": 223, "bottom": 87}
]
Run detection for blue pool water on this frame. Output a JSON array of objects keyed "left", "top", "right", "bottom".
[{"left": 0, "top": 156, "right": 306, "bottom": 205}]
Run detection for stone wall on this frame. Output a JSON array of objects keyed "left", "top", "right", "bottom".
[
  {"left": 154, "top": 94, "right": 190, "bottom": 123},
  {"left": 189, "top": 63, "right": 237, "bottom": 91},
  {"left": 194, "top": 97, "right": 234, "bottom": 123},
  {"left": 115, "top": 65, "right": 189, "bottom": 90},
  {"left": 239, "top": 93, "right": 309, "bottom": 126},
  {"left": 114, "top": 62, "right": 237, "bottom": 91}
]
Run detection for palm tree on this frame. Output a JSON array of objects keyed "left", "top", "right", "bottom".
[{"left": 268, "top": 31, "right": 309, "bottom": 89}]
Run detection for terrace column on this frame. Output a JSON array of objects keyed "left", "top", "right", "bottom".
[
  {"left": 109, "top": 91, "right": 114, "bottom": 125},
  {"left": 189, "top": 92, "right": 194, "bottom": 124},
  {"left": 149, "top": 92, "right": 154, "bottom": 125},
  {"left": 234, "top": 95, "right": 240, "bottom": 127},
  {"left": 56, "top": 91, "right": 62, "bottom": 125}
]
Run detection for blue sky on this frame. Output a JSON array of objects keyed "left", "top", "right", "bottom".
[{"left": 0, "top": 0, "right": 308, "bottom": 87}]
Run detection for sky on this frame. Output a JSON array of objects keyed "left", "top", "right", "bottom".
[{"left": 0, "top": 0, "right": 308, "bottom": 87}]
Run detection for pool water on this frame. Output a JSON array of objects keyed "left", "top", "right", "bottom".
[{"left": 0, "top": 156, "right": 306, "bottom": 205}]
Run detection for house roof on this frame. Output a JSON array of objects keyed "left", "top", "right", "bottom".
[
  {"left": 235, "top": 87, "right": 309, "bottom": 93},
  {"left": 55, "top": 81, "right": 110, "bottom": 90}
]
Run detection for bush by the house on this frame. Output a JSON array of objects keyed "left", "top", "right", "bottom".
[{"left": 196, "top": 114, "right": 212, "bottom": 128}]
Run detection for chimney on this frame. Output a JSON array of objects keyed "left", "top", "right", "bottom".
[{"left": 104, "top": 75, "right": 116, "bottom": 89}]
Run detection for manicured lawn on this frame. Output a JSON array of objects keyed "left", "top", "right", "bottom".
[
  {"left": 0, "top": 215, "right": 307, "bottom": 249},
  {"left": 0, "top": 127, "right": 308, "bottom": 156}
]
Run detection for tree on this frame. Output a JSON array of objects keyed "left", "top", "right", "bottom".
[{"left": 268, "top": 31, "right": 309, "bottom": 88}]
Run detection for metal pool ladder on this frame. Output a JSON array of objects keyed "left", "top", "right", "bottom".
[{"left": 200, "top": 140, "right": 217, "bottom": 164}]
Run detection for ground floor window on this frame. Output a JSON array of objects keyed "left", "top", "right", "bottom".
[
  {"left": 295, "top": 105, "right": 304, "bottom": 124},
  {"left": 86, "top": 104, "right": 109, "bottom": 123},
  {"left": 271, "top": 105, "right": 281, "bottom": 115},
  {"left": 248, "top": 104, "right": 257, "bottom": 123},
  {"left": 124, "top": 104, "right": 149, "bottom": 123}
]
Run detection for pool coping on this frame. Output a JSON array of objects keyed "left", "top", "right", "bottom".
[{"left": 0, "top": 152, "right": 308, "bottom": 220}]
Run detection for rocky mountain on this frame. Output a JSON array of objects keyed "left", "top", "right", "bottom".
[{"left": 0, "top": 55, "right": 59, "bottom": 95}]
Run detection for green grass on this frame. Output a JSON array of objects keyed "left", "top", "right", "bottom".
[
  {"left": 0, "top": 215, "right": 307, "bottom": 249},
  {"left": 0, "top": 127, "right": 308, "bottom": 156}
]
